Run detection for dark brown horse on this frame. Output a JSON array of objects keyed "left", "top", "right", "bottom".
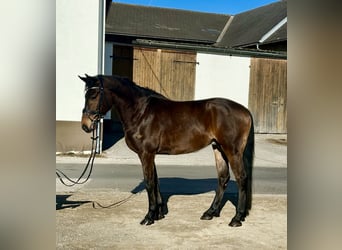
[{"left": 80, "top": 74, "right": 254, "bottom": 227}]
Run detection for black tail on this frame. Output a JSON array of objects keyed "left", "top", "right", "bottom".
[{"left": 243, "top": 115, "right": 254, "bottom": 212}]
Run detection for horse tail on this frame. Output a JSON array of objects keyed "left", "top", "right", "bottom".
[{"left": 243, "top": 113, "right": 254, "bottom": 212}]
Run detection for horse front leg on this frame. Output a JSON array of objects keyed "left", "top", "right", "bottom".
[
  {"left": 201, "top": 143, "right": 230, "bottom": 220},
  {"left": 153, "top": 163, "right": 168, "bottom": 219},
  {"left": 139, "top": 152, "right": 164, "bottom": 225}
]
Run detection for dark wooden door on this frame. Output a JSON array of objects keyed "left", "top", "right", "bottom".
[{"left": 112, "top": 45, "right": 133, "bottom": 79}]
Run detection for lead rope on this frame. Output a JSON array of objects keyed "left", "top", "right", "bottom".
[
  {"left": 56, "top": 121, "right": 99, "bottom": 187},
  {"left": 91, "top": 192, "right": 138, "bottom": 209}
]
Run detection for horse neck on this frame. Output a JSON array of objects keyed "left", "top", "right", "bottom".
[{"left": 108, "top": 80, "right": 146, "bottom": 128}]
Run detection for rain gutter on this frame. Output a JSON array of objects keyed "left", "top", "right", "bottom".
[{"left": 133, "top": 39, "right": 287, "bottom": 59}]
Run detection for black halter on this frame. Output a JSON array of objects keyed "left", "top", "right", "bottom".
[{"left": 82, "top": 77, "right": 105, "bottom": 121}]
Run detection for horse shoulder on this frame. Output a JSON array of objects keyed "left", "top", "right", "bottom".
[{"left": 123, "top": 96, "right": 165, "bottom": 153}]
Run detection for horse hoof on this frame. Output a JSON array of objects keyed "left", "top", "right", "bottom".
[
  {"left": 229, "top": 219, "right": 242, "bottom": 227},
  {"left": 200, "top": 213, "right": 213, "bottom": 220},
  {"left": 201, "top": 209, "right": 220, "bottom": 220},
  {"left": 140, "top": 217, "right": 154, "bottom": 225}
]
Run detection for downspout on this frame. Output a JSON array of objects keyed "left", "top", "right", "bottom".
[{"left": 96, "top": 0, "right": 106, "bottom": 154}]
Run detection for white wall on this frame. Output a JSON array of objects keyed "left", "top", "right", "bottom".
[
  {"left": 195, "top": 53, "right": 250, "bottom": 107},
  {"left": 56, "top": 0, "right": 104, "bottom": 121}
]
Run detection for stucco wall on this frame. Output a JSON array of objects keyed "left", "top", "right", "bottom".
[
  {"left": 195, "top": 53, "right": 250, "bottom": 107},
  {"left": 56, "top": 0, "right": 103, "bottom": 121},
  {"left": 56, "top": 0, "right": 104, "bottom": 152}
]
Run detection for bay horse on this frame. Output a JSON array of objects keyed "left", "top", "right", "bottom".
[{"left": 80, "top": 74, "right": 254, "bottom": 227}]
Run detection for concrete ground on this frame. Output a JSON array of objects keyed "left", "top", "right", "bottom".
[{"left": 56, "top": 134, "right": 287, "bottom": 249}]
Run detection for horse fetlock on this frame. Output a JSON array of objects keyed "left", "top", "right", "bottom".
[
  {"left": 156, "top": 204, "right": 167, "bottom": 219},
  {"left": 159, "top": 203, "right": 168, "bottom": 216}
]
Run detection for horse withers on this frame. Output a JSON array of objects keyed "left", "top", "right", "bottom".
[{"left": 80, "top": 74, "right": 254, "bottom": 227}]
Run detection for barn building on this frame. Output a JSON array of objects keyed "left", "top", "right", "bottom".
[{"left": 56, "top": 0, "right": 287, "bottom": 153}]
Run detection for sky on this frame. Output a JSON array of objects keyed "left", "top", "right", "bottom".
[{"left": 112, "top": 0, "right": 280, "bottom": 15}]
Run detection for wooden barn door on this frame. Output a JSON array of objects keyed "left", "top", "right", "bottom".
[
  {"left": 248, "top": 58, "right": 287, "bottom": 133},
  {"left": 133, "top": 47, "right": 196, "bottom": 101}
]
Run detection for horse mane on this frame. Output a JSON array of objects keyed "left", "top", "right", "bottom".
[{"left": 106, "top": 75, "right": 167, "bottom": 99}]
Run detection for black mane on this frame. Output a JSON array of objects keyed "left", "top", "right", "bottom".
[{"left": 108, "top": 75, "right": 166, "bottom": 99}]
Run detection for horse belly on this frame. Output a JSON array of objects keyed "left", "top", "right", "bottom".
[{"left": 158, "top": 129, "right": 211, "bottom": 155}]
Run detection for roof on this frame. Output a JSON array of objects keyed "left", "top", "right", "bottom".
[
  {"left": 216, "top": 1, "right": 287, "bottom": 48},
  {"left": 263, "top": 22, "right": 287, "bottom": 44},
  {"left": 106, "top": 1, "right": 287, "bottom": 53},
  {"left": 106, "top": 3, "right": 231, "bottom": 44}
]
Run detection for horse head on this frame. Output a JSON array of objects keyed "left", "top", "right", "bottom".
[{"left": 79, "top": 74, "right": 111, "bottom": 133}]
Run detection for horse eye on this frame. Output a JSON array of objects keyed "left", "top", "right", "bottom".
[
  {"left": 90, "top": 93, "right": 98, "bottom": 100},
  {"left": 86, "top": 90, "right": 98, "bottom": 99}
]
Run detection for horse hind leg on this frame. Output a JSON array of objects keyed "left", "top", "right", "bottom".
[
  {"left": 201, "top": 141, "right": 230, "bottom": 220},
  {"left": 227, "top": 153, "right": 249, "bottom": 227}
]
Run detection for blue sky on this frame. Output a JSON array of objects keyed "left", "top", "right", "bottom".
[{"left": 112, "top": 0, "right": 280, "bottom": 15}]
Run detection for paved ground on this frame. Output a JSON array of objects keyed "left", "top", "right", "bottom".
[
  {"left": 56, "top": 134, "right": 287, "bottom": 249},
  {"left": 57, "top": 134, "right": 287, "bottom": 168}
]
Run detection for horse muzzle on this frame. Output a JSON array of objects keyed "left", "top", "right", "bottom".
[
  {"left": 82, "top": 124, "right": 93, "bottom": 133},
  {"left": 81, "top": 116, "right": 96, "bottom": 133}
]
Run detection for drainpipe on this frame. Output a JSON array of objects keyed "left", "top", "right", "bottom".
[{"left": 96, "top": 0, "right": 106, "bottom": 154}]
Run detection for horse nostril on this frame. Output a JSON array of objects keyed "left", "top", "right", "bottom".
[{"left": 82, "top": 124, "right": 91, "bottom": 133}]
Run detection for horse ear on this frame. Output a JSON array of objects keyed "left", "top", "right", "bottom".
[
  {"left": 78, "top": 75, "right": 87, "bottom": 82},
  {"left": 79, "top": 74, "right": 99, "bottom": 87},
  {"left": 78, "top": 74, "right": 96, "bottom": 83}
]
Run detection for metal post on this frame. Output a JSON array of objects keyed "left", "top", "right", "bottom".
[{"left": 96, "top": 119, "right": 102, "bottom": 154}]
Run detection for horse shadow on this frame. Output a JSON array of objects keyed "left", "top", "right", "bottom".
[
  {"left": 56, "top": 194, "right": 92, "bottom": 210},
  {"left": 131, "top": 178, "right": 239, "bottom": 215},
  {"left": 56, "top": 179, "right": 239, "bottom": 213},
  {"left": 102, "top": 121, "right": 124, "bottom": 150}
]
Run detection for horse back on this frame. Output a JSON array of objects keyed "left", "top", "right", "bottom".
[{"left": 130, "top": 97, "right": 252, "bottom": 155}]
